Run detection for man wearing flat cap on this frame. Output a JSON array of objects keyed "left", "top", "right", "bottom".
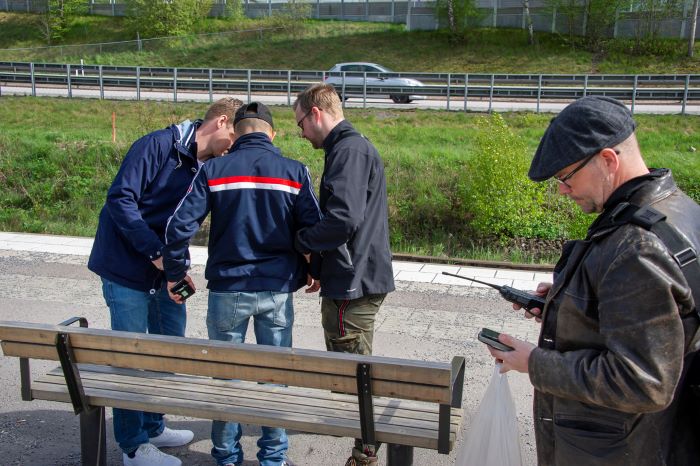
[
  {"left": 488, "top": 96, "right": 700, "bottom": 465},
  {"left": 162, "top": 102, "right": 321, "bottom": 466}
]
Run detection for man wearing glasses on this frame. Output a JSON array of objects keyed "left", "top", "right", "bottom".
[
  {"left": 487, "top": 96, "right": 700, "bottom": 465},
  {"left": 292, "top": 83, "right": 395, "bottom": 466}
]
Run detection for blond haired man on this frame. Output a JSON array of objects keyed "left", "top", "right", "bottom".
[
  {"left": 89, "top": 97, "right": 243, "bottom": 466},
  {"left": 293, "top": 84, "right": 395, "bottom": 465}
]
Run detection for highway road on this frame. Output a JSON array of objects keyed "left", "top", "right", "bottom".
[{"left": 3, "top": 83, "right": 699, "bottom": 114}]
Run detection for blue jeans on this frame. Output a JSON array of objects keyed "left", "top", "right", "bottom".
[
  {"left": 101, "top": 278, "right": 187, "bottom": 454},
  {"left": 207, "top": 290, "right": 293, "bottom": 466}
]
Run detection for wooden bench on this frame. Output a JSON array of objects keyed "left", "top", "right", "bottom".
[{"left": 0, "top": 318, "right": 465, "bottom": 466}]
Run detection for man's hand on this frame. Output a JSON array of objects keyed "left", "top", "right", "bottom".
[
  {"left": 487, "top": 333, "right": 535, "bottom": 374},
  {"left": 167, "top": 275, "right": 195, "bottom": 304},
  {"left": 152, "top": 257, "right": 164, "bottom": 271},
  {"left": 305, "top": 274, "right": 320, "bottom": 293},
  {"left": 513, "top": 282, "right": 551, "bottom": 323}
]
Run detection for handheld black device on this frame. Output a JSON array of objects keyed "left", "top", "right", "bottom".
[
  {"left": 441, "top": 271, "right": 545, "bottom": 316},
  {"left": 170, "top": 278, "right": 195, "bottom": 301},
  {"left": 477, "top": 327, "right": 514, "bottom": 352}
]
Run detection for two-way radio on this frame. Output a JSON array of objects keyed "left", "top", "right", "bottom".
[{"left": 441, "top": 271, "right": 546, "bottom": 317}]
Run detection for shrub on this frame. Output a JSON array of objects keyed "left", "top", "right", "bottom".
[
  {"left": 124, "top": 0, "right": 214, "bottom": 38},
  {"left": 463, "top": 114, "right": 588, "bottom": 240}
]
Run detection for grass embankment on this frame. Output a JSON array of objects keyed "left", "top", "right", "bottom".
[
  {"left": 1, "top": 97, "right": 698, "bottom": 263},
  {"left": 1, "top": 12, "right": 699, "bottom": 74}
]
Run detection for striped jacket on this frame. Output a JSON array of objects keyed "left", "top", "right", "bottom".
[{"left": 163, "top": 132, "right": 322, "bottom": 292}]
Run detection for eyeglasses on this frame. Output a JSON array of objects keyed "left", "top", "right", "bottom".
[
  {"left": 296, "top": 108, "right": 313, "bottom": 131},
  {"left": 554, "top": 149, "right": 621, "bottom": 189},
  {"left": 554, "top": 151, "right": 599, "bottom": 189}
]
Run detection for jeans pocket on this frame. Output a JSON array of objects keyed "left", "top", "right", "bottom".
[
  {"left": 207, "top": 292, "right": 240, "bottom": 334},
  {"left": 270, "top": 292, "right": 293, "bottom": 328}
]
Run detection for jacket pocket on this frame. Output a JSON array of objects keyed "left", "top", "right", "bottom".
[
  {"left": 553, "top": 412, "right": 632, "bottom": 463},
  {"left": 555, "top": 414, "right": 626, "bottom": 435},
  {"left": 324, "top": 243, "right": 355, "bottom": 275}
]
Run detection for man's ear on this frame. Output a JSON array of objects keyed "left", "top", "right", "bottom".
[
  {"left": 600, "top": 147, "right": 620, "bottom": 173},
  {"left": 218, "top": 115, "right": 229, "bottom": 129},
  {"left": 269, "top": 130, "right": 277, "bottom": 142}
]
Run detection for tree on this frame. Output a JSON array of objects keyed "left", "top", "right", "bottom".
[
  {"left": 435, "top": 0, "right": 481, "bottom": 42},
  {"left": 523, "top": 0, "right": 535, "bottom": 45},
  {"left": 37, "top": 0, "right": 86, "bottom": 45},
  {"left": 544, "top": 0, "right": 625, "bottom": 49},
  {"left": 689, "top": 0, "right": 699, "bottom": 57},
  {"left": 633, "top": 0, "right": 683, "bottom": 43},
  {"left": 124, "top": 0, "right": 215, "bottom": 38}
]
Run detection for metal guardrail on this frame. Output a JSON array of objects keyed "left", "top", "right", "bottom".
[{"left": 1, "top": 61, "right": 698, "bottom": 114}]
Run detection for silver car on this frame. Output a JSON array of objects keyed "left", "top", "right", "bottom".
[{"left": 324, "top": 62, "right": 425, "bottom": 104}]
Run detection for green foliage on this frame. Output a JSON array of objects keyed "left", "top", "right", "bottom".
[
  {"left": 277, "top": 0, "right": 313, "bottom": 21},
  {"left": 435, "top": 0, "right": 482, "bottom": 41},
  {"left": 631, "top": 0, "right": 684, "bottom": 43},
  {"left": 543, "top": 0, "right": 621, "bottom": 49},
  {"left": 1, "top": 13, "right": 699, "bottom": 74},
  {"left": 464, "top": 114, "right": 545, "bottom": 239},
  {"left": 463, "top": 114, "right": 588, "bottom": 240},
  {"left": 38, "top": 0, "right": 87, "bottom": 45},
  {"left": 124, "top": 0, "right": 215, "bottom": 38},
  {"left": 221, "top": 0, "right": 244, "bottom": 20},
  {"left": 0, "top": 97, "right": 697, "bottom": 262}
]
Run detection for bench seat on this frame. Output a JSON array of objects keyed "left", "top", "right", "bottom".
[
  {"left": 32, "top": 364, "right": 463, "bottom": 451},
  {"left": 1, "top": 319, "right": 466, "bottom": 465}
]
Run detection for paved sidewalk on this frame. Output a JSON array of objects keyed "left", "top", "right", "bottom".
[
  {"left": 0, "top": 230, "right": 546, "bottom": 465},
  {"left": 0, "top": 231, "right": 553, "bottom": 289}
]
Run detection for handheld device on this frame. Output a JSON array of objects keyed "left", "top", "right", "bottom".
[
  {"left": 441, "top": 271, "right": 545, "bottom": 316},
  {"left": 477, "top": 327, "right": 514, "bottom": 352},
  {"left": 169, "top": 278, "right": 195, "bottom": 301}
]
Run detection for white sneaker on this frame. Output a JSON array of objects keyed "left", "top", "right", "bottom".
[
  {"left": 150, "top": 426, "right": 194, "bottom": 448},
  {"left": 123, "top": 443, "right": 182, "bottom": 466}
]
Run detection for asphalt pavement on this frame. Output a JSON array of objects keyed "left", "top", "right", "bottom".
[
  {"left": 0, "top": 231, "right": 549, "bottom": 466},
  {"left": 3, "top": 84, "right": 698, "bottom": 115}
]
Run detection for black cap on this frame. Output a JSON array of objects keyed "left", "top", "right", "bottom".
[
  {"left": 528, "top": 96, "right": 636, "bottom": 182},
  {"left": 233, "top": 102, "right": 274, "bottom": 128}
]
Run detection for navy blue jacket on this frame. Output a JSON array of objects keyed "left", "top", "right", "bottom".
[
  {"left": 163, "top": 132, "right": 322, "bottom": 292},
  {"left": 88, "top": 120, "right": 201, "bottom": 292},
  {"left": 295, "top": 120, "right": 395, "bottom": 300}
]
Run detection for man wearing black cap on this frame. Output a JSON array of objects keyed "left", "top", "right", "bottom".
[
  {"left": 162, "top": 102, "right": 321, "bottom": 466},
  {"left": 487, "top": 96, "right": 700, "bottom": 465}
]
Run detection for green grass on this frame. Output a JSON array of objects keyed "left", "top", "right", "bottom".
[
  {"left": 1, "top": 12, "right": 699, "bottom": 74},
  {"left": 1, "top": 96, "right": 698, "bottom": 263}
]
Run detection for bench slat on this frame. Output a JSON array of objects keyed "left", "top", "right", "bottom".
[
  {"left": 31, "top": 369, "right": 463, "bottom": 451},
  {"left": 60, "top": 367, "right": 456, "bottom": 426},
  {"left": 36, "top": 371, "right": 456, "bottom": 433},
  {"left": 2, "top": 340, "right": 452, "bottom": 403},
  {"left": 52, "top": 365, "right": 451, "bottom": 415},
  {"left": 0, "top": 322, "right": 452, "bottom": 386}
]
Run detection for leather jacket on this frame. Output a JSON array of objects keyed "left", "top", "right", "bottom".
[{"left": 529, "top": 169, "right": 700, "bottom": 465}]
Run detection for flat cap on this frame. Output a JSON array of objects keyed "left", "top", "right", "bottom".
[
  {"left": 234, "top": 101, "right": 274, "bottom": 129},
  {"left": 528, "top": 96, "right": 636, "bottom": 181}
]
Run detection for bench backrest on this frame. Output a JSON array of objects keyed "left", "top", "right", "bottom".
[{"left": 0, "top": 321, "right": 465, "bottom": 406}]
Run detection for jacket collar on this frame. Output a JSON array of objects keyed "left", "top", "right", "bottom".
[
  {"left": 322, "top": 120, "right": 359, "bottom": 154},
  {"left": 230, "top": 132, "right": 279, "bottom": 155},
  {"left": 588, "top": 168, "right": 675, "bottom": 239},
  {"left": 173, "top": 119, "right": 202, "bottom": 162}
]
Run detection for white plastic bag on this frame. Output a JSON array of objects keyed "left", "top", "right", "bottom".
[{"left": 456, "top": 363, "right": 524, "bottom": 466}]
